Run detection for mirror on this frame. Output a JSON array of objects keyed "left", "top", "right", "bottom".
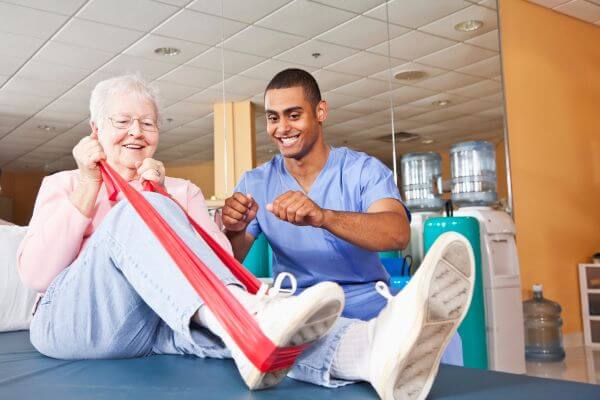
[{"left": 0, "top": 0, "right": 506, "bottom": 212}]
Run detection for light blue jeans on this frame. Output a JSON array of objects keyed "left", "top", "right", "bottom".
[{"left": 29, "top": 192, "right": 354, "bottom": 387}]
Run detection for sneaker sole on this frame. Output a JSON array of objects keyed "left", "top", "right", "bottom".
[
  {"left": 247, "top": 284, "right": 344, "bottom": 390},
  {"left": 386, "top": 234, "right": 475, "bottom": 400}
]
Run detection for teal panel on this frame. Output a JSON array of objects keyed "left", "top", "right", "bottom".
[
  {"left": 267, "top": 243, "right": 273, "bottom": 278},
  {"left": 242, "top": 233, "right": 270, "bottom": 278},
  {"left": 378, "top": 250, "right": 399, "bottom": 259},
  {"left": 424, "top": 217, "right": 488, "bottom": 370}
]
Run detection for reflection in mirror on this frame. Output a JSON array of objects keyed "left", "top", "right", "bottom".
[
  {"left": 0, "top": 0, "right": 507, "bottom": 207},
  {"left": 247, "top": 0, "right": 507, "bottom": 208}
]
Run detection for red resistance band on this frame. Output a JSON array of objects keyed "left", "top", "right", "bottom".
[{"left": 98, "top": 161, "right": 308, "bottom": 372}]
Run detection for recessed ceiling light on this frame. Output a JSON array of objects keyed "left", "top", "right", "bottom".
[
  {"left": 422, "top": 138, "right": 435, "bottom": 144},
  {"left": 454, "top": 20, "right": 484, "bottom": 32},
  {"left": 311, "top": 52, "right": 321, "bottom": 59},
  {"left": 394, "top": 70, "right": 427, "bottom": 81},
  {"left": 154, "top": 47, "right": 181, "bottom": 56},
  {"left": 431, "top": 100, "right": 451, "bottom": 107},
  {"left": 37, "top": 124, "right": 56, "bottom": 131}
]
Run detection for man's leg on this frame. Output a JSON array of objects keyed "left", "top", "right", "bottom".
[
  {"left": 289, "top": 232, "right": 475, "bottom": 400},
  {"left": 343, "top": 282, "right": 464, "bottom": 366}
]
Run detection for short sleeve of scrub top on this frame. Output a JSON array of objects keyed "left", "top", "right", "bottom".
[{"left": 360, "top": 156, "right": 411, "bottom": 222}]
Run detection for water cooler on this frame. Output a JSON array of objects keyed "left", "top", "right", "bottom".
[
  {"left": 451, "top": 141, "right": 526, "bottom": 374},
  {"left": 400, "top": 152, "right": 443, "bottom": 269}
]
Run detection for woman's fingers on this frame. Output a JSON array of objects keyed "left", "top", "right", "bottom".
[{"left": 137, "top": 158, "right": 165, "bottom": 185}]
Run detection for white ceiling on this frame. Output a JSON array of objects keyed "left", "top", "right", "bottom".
[
  {"left": 528, "top": 0, "right": 600, "bottom": 25},
  {"left": 0, "top": 0, "right": 504, "bottom": 171}
]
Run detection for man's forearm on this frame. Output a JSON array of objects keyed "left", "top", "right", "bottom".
[
  {"left": 321, "top": 210, "right": 410, "bottom": 252},
  {"left": 225, "top": 229, "right": 255, "bottom": 262}
]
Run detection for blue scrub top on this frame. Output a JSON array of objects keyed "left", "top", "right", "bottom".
[{"left": 235, "top": 147, "right": 409, "bottom": 289}]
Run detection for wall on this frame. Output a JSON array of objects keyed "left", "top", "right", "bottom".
[
  {"left": 499, "top": 0, "right": 600, "bottom": 333},
  {"left": 166, "top": 161, "right": 215, "bottom": 199},
  {"left": 0, "top": 170, "right": 46, "bottom": 226},
  {"left": 0, "top": 161, "right": 215, "bottom": 226}
]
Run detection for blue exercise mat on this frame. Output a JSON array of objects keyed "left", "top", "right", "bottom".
[{"left": 1, "top": 331, "right": 599, "bottom": 399}]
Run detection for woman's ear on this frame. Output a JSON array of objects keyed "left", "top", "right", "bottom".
[{"left": 90, "top": 121, "right": 99, "bottom": 136}]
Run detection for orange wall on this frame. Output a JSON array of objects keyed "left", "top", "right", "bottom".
[
  {"left": 0, "top": 162, "right": 215, "bottom": 226},
  {"left": 499, "top": 0, "right": 600, "bottom": 333},
  {"left": 166, "top": 161, "right": 215, "bottom": 199},
  {"left": 0, "top": 170, "right": 46, "bottom": 226}
]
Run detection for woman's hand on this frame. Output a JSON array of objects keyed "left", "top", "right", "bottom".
[
  {"left": 136, "top": 158, "right": 165, "bottom": 187},
  {"left": 70, "top": 131, "right": 105, "bottom": 217},
  {"left": 72, "top": 131, "right": 105, "bottom": 184}
]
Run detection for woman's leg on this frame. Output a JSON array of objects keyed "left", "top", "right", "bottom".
[
  {"left": 32, "top": 192, "right": 345, "bottom": 391},
  {"left": 30, "top": 192, "right": 238, "bottom": 359}
]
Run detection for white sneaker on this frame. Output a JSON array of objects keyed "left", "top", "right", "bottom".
[
  {"left": 231, "top": 273, "right": 345, "bottom": 390},
  {"left": 368, "top": 232, "right": 475, "bottom": 400}
]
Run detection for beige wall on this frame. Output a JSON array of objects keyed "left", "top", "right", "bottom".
[
  {"left": 166, "top": 161, "right": 215, "bottom": 199},
  {"left": 499, "top": 0, "right": 600, "bottom": 333}
]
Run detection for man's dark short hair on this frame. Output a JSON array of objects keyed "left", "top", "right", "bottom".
[{"left": 265, "top": 68, "right": 322, "bottom": 111}]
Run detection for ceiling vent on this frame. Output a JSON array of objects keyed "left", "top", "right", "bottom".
[{"left": 378, "top": 131, "right": 420, "bottom": 143}]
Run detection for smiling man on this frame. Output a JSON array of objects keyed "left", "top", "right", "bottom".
[
  {"left": 223, "top": 68, "right": 411, "bottom": 319},
  {"left": 222, "top": 68, "right": 463, "bottom": 366}
]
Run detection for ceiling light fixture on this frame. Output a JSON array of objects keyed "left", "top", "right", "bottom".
[
  {"left": 431, "top": 100, "right": 451, "bottom": 107},
  {"left": 454, "top": 20, "right": 484, "bottom": 32},
  {"left": 154, "top": 47, "right": 181, "bottom": 56},
  {"left": 37, "top": 124, "right": 56, "bottom": 131},
  {"left": 311, "top": 52, "right": 321, "bottom": 59},
  {"left": 394, "top": 70, "right": 427, "bottom": 81}
]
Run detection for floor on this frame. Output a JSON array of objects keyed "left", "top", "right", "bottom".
[{"left": 525, "top": 345, "right": 600, "bottom": 385}]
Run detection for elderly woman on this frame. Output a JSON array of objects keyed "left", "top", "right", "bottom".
[{"left": 18, "top": 74, "right": 474, "bottom": 400}]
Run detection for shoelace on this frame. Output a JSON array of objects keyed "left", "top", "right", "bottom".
[
  {"left": 375, "top": 281, "right": 394, "bottom": 302},
  {"left": 253, "top": 272, "right": 298, "bottom": 316}
]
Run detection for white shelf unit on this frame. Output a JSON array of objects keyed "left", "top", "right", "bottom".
[{"left": 578, "top": 263, "right": 600, "bottom": 348}]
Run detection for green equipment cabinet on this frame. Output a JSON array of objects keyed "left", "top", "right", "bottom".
[{"left": 424, "top": 216, "right": 488, "bottom": 370}]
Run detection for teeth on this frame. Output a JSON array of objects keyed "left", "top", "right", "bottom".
[
  {"left": 124, "top": 145, "right": 142, "bottom": 149},
  {"left": 280, "top": 135, "right": 299, "bottom": 145}
]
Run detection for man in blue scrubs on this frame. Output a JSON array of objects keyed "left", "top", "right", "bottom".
[{"left": 223, "top": 69, "right": 461, "bottom": 364}]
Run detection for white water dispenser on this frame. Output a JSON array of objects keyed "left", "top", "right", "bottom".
[{"left": 452, "top": 140, "right": 526, "bottom": 374}]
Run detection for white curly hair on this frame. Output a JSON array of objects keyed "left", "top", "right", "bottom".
[{"left": 89, "top": 73, "right": 162, "bottom": 129}]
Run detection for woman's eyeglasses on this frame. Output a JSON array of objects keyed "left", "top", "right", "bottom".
[{"left": 107, "top": 115, "right": 158, "bottom": 133}]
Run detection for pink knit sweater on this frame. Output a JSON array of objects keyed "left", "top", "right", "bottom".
[{"left": 17, "top": 170, "right": 231, "bottom": 292}]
